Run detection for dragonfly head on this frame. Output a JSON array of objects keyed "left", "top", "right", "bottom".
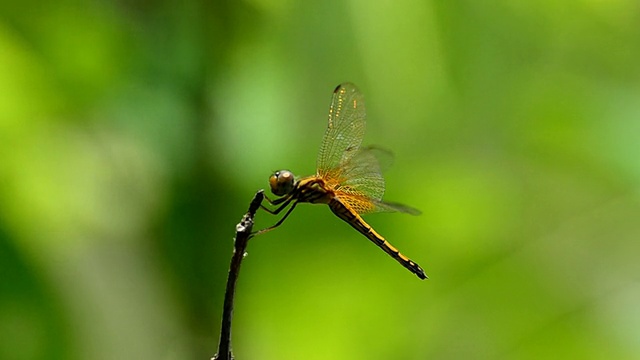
[{"left": 269, "top": 170, "right": 295, "bottom": 196}]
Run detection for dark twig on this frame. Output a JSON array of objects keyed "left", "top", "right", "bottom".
[{"left": 213, "top": 190, "right": 265, "bottom": 360}]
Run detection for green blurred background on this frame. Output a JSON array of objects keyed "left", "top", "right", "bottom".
[{"left": 1, "top": 0, "right": 640, "bottom": 359}]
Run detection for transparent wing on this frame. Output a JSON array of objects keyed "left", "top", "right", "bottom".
[
  {"left": 316, "top": 83, "right": 366, "bottom": 178},
  {"left": 316, "top": 84, "right": 420, "bottom": 216},
  {"left": 370, "top": 200, "right": 422, "bottom": 215},
  {"left": 332, "top": 146, "right": 421, "bottom": 215},
  {"left": 338, "top": 146, "right": 389, "bottom": 202},
  {"left": 361, "top": 145, "right": 394, "bottom": 173},
  {"left": 337, "top": 193, "right": 422, "bottom": 215}
]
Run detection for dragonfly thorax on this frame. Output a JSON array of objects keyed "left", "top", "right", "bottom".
[{"left": 269, "top": 170, "right": 296, "bottom": 196}]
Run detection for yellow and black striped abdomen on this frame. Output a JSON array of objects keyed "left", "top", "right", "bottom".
[{"left": 328, "top": 198, "right": 427, "bottom": 279}]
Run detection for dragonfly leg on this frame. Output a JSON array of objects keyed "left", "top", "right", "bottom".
[
  {"left": 259, "top": 196, "right": 293, "bottom": 215},
  {"left": 262, "top": 193, "right": 277, "bottom": 204},
  {"left": 254, "top": 200, "right": 298, "bottom": 236},
  {"left": 263, "top": 193, "right": 290, "bottom": 205}
]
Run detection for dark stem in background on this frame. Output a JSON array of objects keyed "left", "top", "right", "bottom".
[{"left": 213, "top": 190, "right": 265, "bottom": 360}]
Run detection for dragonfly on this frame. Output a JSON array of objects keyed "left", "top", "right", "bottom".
[{"left": 258, "top": 83, "right": 427, "bottom": 280}]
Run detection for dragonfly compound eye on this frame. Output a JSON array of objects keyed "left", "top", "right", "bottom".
[{"left": 269, "top": 170, "right": 295, "bottom": 196}]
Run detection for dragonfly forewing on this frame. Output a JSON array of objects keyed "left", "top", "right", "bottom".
[{"left": 317, "top": 83, "right": 367, "bottom": 178}]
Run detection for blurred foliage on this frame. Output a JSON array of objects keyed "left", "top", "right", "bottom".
[{"left": 1, "top": 0, "right": 640, "bottom": 359}]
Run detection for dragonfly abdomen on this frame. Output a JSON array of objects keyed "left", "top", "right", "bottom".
[{"left": 328, "top": 199, "right": 427, "bottom": 279}]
